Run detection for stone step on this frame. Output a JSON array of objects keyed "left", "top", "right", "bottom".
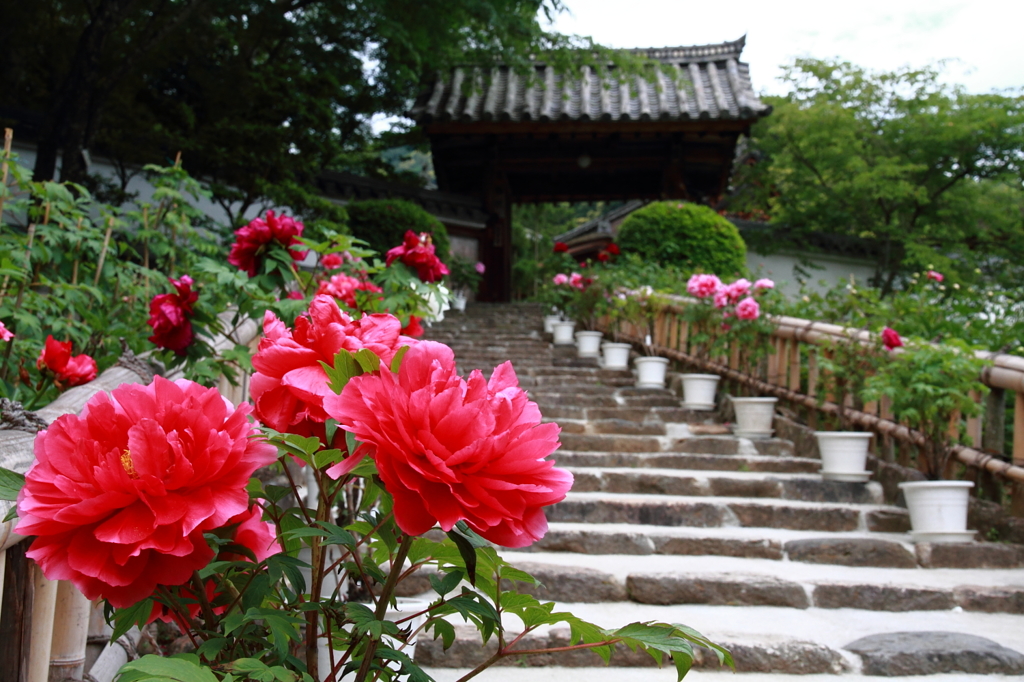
[
  {"left": 547, "top": 492, "right": 910, "bottom": 533},
  {"left": 565, "top": 468, "right": 883, "bottom": 504},
  {"left": 544, "top": 405, "right": 714, "bottom": 423},
  {"left": 553, "top": 451, "right": 821, "bottom": 474},
  {"left": 555, "top": 433, "right": 795, "bottom": 457}
]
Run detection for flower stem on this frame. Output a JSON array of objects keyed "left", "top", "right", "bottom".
[{"left": 354, "top": 533, "right": 414, "bottom": 682}]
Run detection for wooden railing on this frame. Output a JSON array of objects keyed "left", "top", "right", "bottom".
[
  {"left": 597, "top": 296, "right": 1024, "bottom": 515},
  {"left": 0, "top": 313, "right": 259, "bottom": 682}
]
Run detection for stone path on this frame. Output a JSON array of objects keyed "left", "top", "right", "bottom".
[{"left": 417, "top": 303, "right": 1024, "bottom": 679}]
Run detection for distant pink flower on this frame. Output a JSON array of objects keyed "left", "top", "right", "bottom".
[
  {"left": 552, "top": 273, "right": 569, "bottom": 286},
  {"left": 754, "top": 278, "right": 775, "bottom": 291},
  {"left": 713, "top": 288, "right": 730, "bottom": 309},
  {"left": 324, "top": 341, "right": 572, "bottom": 547},
  {"left": 926, "top": 270, "right": 944, "bottom": 282},
  {"left": 687, "top": 274, "right": 723, "bottom": 299},
  {"left": 724, "top": 278, "right": 752, "bottom": 305},
  {"left": 321, "top": 253, "right": 344, "bottom": 270},
  {"left": 228, "top": 210, "right": 308, "bottom": 277},
  {"left": 881, "top": 327, "right": 903, "bottom": 351},
  {"left": 316, "top": 272, "right": 383, "bottom": 310},
  {"left": 735, "top": 297, "right": 760, "bottom": 320},
  {"left": 385, "top": 231, "right": 449, "bottom": 283},
  {"left": 16, "top": 378, "right": 276, "bottom": 608},
  {"left": 474, "top": 262, "right": 486, "bottom": 274},
  {"left": 568, "top": 273, "right": 587, "bottom": 290},
  {"left": 285, "top": 291, "right": 305, "bottom": 300},
  {"left": 0, "top": 321, "right": 12, "bottom": 342}
]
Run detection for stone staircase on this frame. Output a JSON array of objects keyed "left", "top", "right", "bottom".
[{"left": 416, "top": 303, "right": 1024, "bottom": 680}]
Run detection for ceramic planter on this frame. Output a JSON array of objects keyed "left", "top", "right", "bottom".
[
  {"left": 680, "top": 373, "right": 720, "bottom": 411},
  {"left": 543, "top": 313, "right": 563, "bottom": 334},
  {"left": 575, "top": 330, "right": 603, "bottom": 357},
  {"left": 551, "top": 320, "right": 576, "bottom": 345},
  {"left": 601, "top": 342, "right": 632, "bottom": 370},
  {"left": 451, "top": 291, "right": 468, "bottom": 312},
  {"left": 634, "top": 356, "right": 669, "bottom": 388},
  {"left": 730, "top": 396, "right": 777, "bottom": 439},
  {"left": 899, "top": 480, "right": 975, "bottom": 543},
  {"left": 815, "top": 432, "right": 873, "bottom": 482}
]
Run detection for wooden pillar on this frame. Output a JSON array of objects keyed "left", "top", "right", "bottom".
[
  {"left": 1, "top": 543, "right": 32, "bottom": 682},
  {"left": 479, "top": 161, "right": 511, "bottom": 302}
]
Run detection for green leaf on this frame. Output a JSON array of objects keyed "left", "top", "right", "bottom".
[
  {"left": 313, "top": 448, "right": 344, "bottom": 469},
  {"left": 429, "top": 569, "right": 464, "bottom": 597},
  {"left": 354, "top": 348, "right": 382, "bottom": 373},
  {"left": 110, "top": 599, "right": 153, "bottom": 643},
  {"left": 195, "top": 637, "right": 229, "bottom": 660},
  {"left": 117, "top": 654, "right": 218, "bottom": 682},
  {"left": 0, "top": 467, "right": 25, "bottom": 501},
  {"left": 390, "top": 345, "right": 410, "bottom": 373},
  {"left": 445, "top": 530, "right": 478, "bottom": 586},
  {"left": 3, "top": 505, "right": 17, "bottom": 523},
  {"left": 430, "top": 619, "right": 456, "bottom": 650}
]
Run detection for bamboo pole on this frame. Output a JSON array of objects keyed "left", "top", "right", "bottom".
[
  {"left": 92, "top": 218, "right": 114, "bottom": 287},
  {"left": 0, "top": 550, "right": 5, "bottom": 624},
  {"left": 48, "top": 582, "right": 90, "bottom": 682},
  {"left": 788, "top": 340, "right": 800, "bottom": 392},
  {"left": 0, "top": 128, "right": 12, "bottom": 220},
  {"left": 86, "top": 627, "right": 140, "bottom": 682},
  {"left": 27, "top": 566, "right": 59, "bottom": 682}
]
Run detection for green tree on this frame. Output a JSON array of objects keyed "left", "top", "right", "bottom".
[{"left": 728, "top": 59, "right": 1024, "bottom": 292}]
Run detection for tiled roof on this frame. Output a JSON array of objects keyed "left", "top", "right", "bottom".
[{"left": 412, "top": 37, "right": 769, "bottom": 124}]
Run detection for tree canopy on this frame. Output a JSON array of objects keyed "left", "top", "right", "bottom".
[
  {"left": 727, "top": 59, "right": 1024, "bottom": 291},
  {"left": 0, "top": 0, "right": 612, "bottom": 222}
]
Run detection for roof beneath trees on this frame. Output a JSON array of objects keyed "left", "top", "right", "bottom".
[{"left": 412, "top": 37, "right": 770, "bottom": 125}]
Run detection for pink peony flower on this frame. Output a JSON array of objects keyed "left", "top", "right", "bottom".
[
  {"left": 324, "top": 341, "right": 572, "bottom": 547},
  {"left": 37, "top": 335, "right": 97, "bottom": 387},
  {"left": 147, "top": 275, "right": 199, "bottom": 355},
  {"left": 285, "top": 291, "right": 305, "bottom": 300},
  {"left": 385, "top": 231, "right": 449, "bottom": 283},
  {"left": 15, "top": 378, "right": 277, "bottom": 607},
  {"left": 926, "top": 270, "right": 944, "bottom": 282},
  {"left": 250, "top": 295, "right": 417, "bottom": 441},
  {"left": 735, "top": 297, "right": 760, "bottom": 320},
  {"left": 724, "top": 278, "right": 752, "bottom": 304},
  {"left": 474, "top": 261, "right": 486, "bottom": 274},
  {"left": 321, "top": 253, "right": 344, "bottom": 270},
  {"left": 686, "top": 274, "right": 723, "bottom": 299},
  {"left": 315, "top": 272, "right": 384, "bottom": 310},
  {"left": 568, "top": 273, "right": 586, "bottom": 290},
  {"left": 713, "top": 288, "right": 730, "bottom": 309},
  {"left": 228, "top": 210, "right": 308, "bottom": 277},
  {"left": 753, "top": 278, "right": 775, "bottom": 291},
  {"left": 552, "top": 273, "right": 569, "bottom": 286},
  {"left": 0, "top": 321, "right": 12, "bottom": 342},
  {"left": 881, "top": 327, "right": 903, "bottom": 351}
]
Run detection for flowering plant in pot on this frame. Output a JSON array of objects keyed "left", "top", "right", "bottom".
[
  {"left": 446, "top": 256, "right": 485, "bottom": 311},
  {"left": 2, "top": 295, "right": 729, "bottom": 681},
  {"left": 862, "top": 337, "right": 990, "bottom": 541}
]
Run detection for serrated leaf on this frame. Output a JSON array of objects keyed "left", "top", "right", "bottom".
[
  {"left": 110, "top": 599, "right": 152, "bottom": 643},
  {"left": 354, "top": 348, "right": 382, "bottom": 373},
  {"left": 431, "top": 618, "right": 456, "bottom": 650}
]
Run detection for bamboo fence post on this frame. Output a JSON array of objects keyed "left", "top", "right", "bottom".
[
  {"left": 27, "top": 566, "right": 59, "bottom": 682},
  {"left": 1012, "top": 392, "right": 1024, "bottom": 516},
  {"left": 966, "top": 389, "right": 983, "bottom": 449},
  {"left": 92, "top": 218, "right": 114, "bottom": 287},
  {"left": 679, "top": 320, "right": 689, "bottom": 355},
  {"left": 48, "top": 582, "right": 90, "bottom": 682},
  {"left": 807, "top": 348, "right": 819, "bottom": 430},
  {"left": 788, "top": 340, "right": 801, "bottom": 392}
]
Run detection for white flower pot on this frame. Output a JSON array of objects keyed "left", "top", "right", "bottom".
[
  {"left": 552, "top": 320, "right": 576, "bottom": 345},
  {"left": 730, "top": 397, "right": 777, "bottom": 439},
  {"left": 575, "top": 331, "right": 603, "bottom": 357},
  {"left": 330, "top": 599, "right": 430, "bottom": 681},
  {"left": 634, "top": 356, "right": 669, "bottom": 388},
  {"left": 452, "top": 292, "right": 468, "bottom": 312},
  {"left": 899, "top": 480, "right": 975, "bottom": 543},
  {"left": 815, "top": 432, "right": 873, "bottom": 482},
  {"left": 543, "top": 314, "right": 563, "bottom": 333},
  {"left": 601, "top": 342, "right": 632, "bottom": 370},
  {"left": 680, "top": 373, "right": 720, "bottom": 411}
]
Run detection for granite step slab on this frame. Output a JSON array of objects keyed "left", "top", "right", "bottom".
[{"left": 553, "top": 451, "right": 822, "bottom": 474}]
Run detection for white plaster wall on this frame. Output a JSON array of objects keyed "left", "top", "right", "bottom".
[{"left": 746, "top": 250, "right": 878, "bottom": 298}]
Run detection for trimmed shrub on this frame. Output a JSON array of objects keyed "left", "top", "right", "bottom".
[
  {"left": 616, "top": 202, "right": 747, "bottom": 276},
  {"left": 345, "top": 199, "right": 450, "bottom": 263}
]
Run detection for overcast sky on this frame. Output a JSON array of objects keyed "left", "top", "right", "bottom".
[{"left": 547, "top": 0, "right": 1023, "bottom": 95}]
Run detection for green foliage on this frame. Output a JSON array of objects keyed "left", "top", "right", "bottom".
[
  {"left": 344, "top": 200, "right": 450, "bottom": 264},
  {"left": 446, "top": 255, "right": 483, "bottom": 293},
  {"left": 727, "top": 59, "right": 1024, "bottom": 291},
  {"left": 512, "top": 202, "right": 608, "bottom": 298},
  {"left": 817, "top": 332, "right": 893, "bottom": 430},
  {"left": 863, "top": 340, "right": 989, "bottom": 480},
  {"left": 616, "top": 202, "right": 747, "bottom": 276}
]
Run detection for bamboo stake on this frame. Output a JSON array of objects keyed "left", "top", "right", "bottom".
[
  {"left": 27, "top": 566, "right": 59, "bottom": 682},
  {"left": 48, "top": 582, "right": 91, "bottom": 682},
  {"left": 0, "top": 128, "right": 12, "bottom": 220},
  {"left": 70, "top": 217, "right": 84, "bottom": 285},
  {"left": 93, "top": 218, "right": 114, "bottom": 287}
]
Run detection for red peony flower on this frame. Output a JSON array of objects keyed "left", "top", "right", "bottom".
[
  {"left": 553, "top": 242, "right": 569, "bottom": 253},
  {"left": 324, "top": 341, "right": 572, "bottom": 548},
  {"left": 0, "top": 320, "right": 12, "bottom": 342},
  {"left": 315, "top": 272, "right": 384, "bottom": 310},
  {"left": 321, "top": 253, "right": 344, "bottom": 270},
  {"left": 285, "top": 291, "right": 305, "bottom": 300},
  {"left": 250, "top": 295, "right": 417, "bottom": 441},
  {"left": 605, "top": 243, "right": 620, "bottom": 256},
  {"left": 597, "top": 251, "right": 610, "bottom": 262},
  {"left": 228, "top": 210, "right": 309, "bottom": 277},
  {"left": 401, "top": 315, "right": 424, "bottom": 338},
  {"left": 881, "top": 326, "right": 903, "bottom": 350},
  {"left": 385, "top": 231, "right": 449, "bottom": 283},
  {"left": 37, "top": 335, "right": 97, "bottom": 387},
  {"left": 148, "top": 275, "right": 198, "bottom": 355},
  {"left": 15, "top": 377, "right": 277, "bottom": 607}
]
